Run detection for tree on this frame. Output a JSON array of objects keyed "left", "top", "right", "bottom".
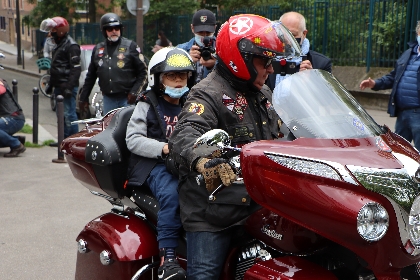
[{"left": 24, "top": 0, "right": 79, "bottom": 27}]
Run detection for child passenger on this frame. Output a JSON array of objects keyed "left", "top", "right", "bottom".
[{"left": 126, "top": 47, "right": 196, "bottom": 279}]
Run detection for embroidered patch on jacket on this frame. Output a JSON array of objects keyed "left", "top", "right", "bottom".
[
  {"left": 117, "top": 53, "right": 125, "bottom": 60},
  {"left": 98, "top": 48, "right": 104, "bottom": 57},
  {"left": 222, "top": 93, "right": 248, "bottom": 121},
  {"left": 118, "top": 47, "right": 127, "bottom": 52},
  {"left": 188, "top": 103, "right": 205, "bottom": 115},
  {"left": 117, "top": 60, "right": 125, "bottom": 68},
  {"left": 98, "top": 59, "right": 103, "bottom": 67},
  {"left": 136, "top": 46, "right": 141, "bottom": 53},
  {"left": 265, "top": 100, "right": 275, "bottom": 111}
]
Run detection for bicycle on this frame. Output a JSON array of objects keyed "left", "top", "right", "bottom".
[{"left": 36, "top": 58, "right": 53, "bottom": 98}]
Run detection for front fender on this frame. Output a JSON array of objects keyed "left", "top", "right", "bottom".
[{"left": 76, "top": 211, "right": 158, "bottom": 261}]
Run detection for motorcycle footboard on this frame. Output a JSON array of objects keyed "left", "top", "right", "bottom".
[{"left": 243, "top": 256, "right": 338, "bottom": 280}]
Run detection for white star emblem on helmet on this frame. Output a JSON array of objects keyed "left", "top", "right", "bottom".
[{"left": 229, "top": 17, "right": 253, "bottom": 35}]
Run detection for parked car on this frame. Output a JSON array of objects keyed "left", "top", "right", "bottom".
[{"left": 75, "top": 45, "right": 103, "bottom": 119}]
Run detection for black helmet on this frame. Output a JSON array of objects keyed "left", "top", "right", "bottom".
[{"left": 100, "top": 13, "right": 123, "bottom": 38}]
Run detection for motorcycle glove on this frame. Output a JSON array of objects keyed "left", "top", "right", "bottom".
[{"left": 196, "top": 158, "right": 236, "bottom": 192}]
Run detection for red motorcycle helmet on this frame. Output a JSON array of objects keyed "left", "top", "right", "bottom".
[
  {"left": 216, "top": 14, "right": 301, "bottom": 83},
  {"left": 40, "top": 16, "right": 69, "bottom": 38}
]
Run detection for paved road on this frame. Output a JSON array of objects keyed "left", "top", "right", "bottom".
[{"left": 0, "top": 72, "right": 110, "bottom": 279}]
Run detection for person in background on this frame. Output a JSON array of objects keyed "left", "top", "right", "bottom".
[
  {"left": 79, "top": 13, "right": 148, "bottom": 115},
  {"left": 126, "top": 47, "right": 196, "bottom": 280},
  {"left": 43, "top": 32, "right": 56, "bottom": 60},
  {"left": 152, "top": 30, "right": 172, "bottom": 53},
  {"left": 360, "top": 21, "right": 420, "bottom": 151},
  {"left": 0, "top": 78, "right": 26, "bottom": 157},
  {"left": 177, "top": 9, "right": 217, "bottom": 84},
  {"left": 266, "top": 11, "right": 332, "bottom": 91},
  {"left": 40, "top": 16, "right": 81, "bottom": 144},
  {"left": 168, "top": 15, "right": 300, "bottom": 279}
]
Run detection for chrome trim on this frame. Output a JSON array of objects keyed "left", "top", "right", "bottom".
[
  {"left": 131, "top": 261, "right": 160, "bottom": 280},
  {"left": 100, "top": 250, "right": 113, "bottom": 265},
  {"left": 77, "top": 239, "right": 89, "bottom": 254},
  {"left": 264, "top": 151, "right": 358, "bottom": 185},
  {"left": 347, "top": 165, "right": 420, "bottom": 212}
]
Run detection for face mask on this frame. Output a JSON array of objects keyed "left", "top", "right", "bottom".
[
  {"left": 51, "top": 32, "right": 60, "bottom": 43},
  {"left": 164, "top": 85, "right": 189, "bottom": 99},
  {"left": 195, "top": 34, "right": 205, "bottom": 47},
  {"left": 417, "top": 35, "right": 420, "bottom": 46},
  {"left": 195, "top": 33, "right": 215, "bottom": 47}
]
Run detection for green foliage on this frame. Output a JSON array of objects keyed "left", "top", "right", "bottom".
[
  {"left": 24, "top": 0, "right": 80, "bottom": 27},
  {"left": 19, "top": 124, "right": 33, "bottom": 134},
  {"left": 144, "top": 0, "right": 199, "bottom": 21}
]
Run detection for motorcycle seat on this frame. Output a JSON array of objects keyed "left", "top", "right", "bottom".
[{"left": 85, "top": 106, "right": 135, "bottom": 198}]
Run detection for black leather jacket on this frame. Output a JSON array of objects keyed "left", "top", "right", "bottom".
[
  {"left": 50, "top": 35, "right": 81, "bottom": 90},
  {"left": 80, "top": 37, "right": 147, "bottom": 101}
]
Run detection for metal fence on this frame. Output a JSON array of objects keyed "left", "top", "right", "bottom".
[{"left": 36, "top": 0, "right": 420, "bottom": 71}]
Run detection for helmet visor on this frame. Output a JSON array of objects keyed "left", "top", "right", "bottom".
[
  {"left": 238, "top": 20, "right": 301, "bottom": 60},
  {"left": 40, "top": 18, "right": 57, "bottom": 33}
]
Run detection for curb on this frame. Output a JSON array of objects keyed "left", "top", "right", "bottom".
[{"left": 3, "top": 65, "right": 42, "bottom": 79}]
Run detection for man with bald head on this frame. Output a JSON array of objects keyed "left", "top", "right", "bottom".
[{"left": 266, "top": 11, "right": 332, "bottom": 91}]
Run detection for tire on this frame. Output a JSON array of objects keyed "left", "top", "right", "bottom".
[
  {"left": 50, "top": 92, "right": 56, "bottom": 111},
  {"left": 39, "top": 74, "right": 52, "bottom": 98}
]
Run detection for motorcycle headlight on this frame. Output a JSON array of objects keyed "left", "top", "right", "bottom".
[
  {"left": 409, "top": 196, "right": 420, "bottom": 247},
  {"left": 357, "top": 202, "right": 389, "bottom": 242}
]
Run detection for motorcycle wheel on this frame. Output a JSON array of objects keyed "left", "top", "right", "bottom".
[
  {"left": 39, "top": 74, "right": 52, "bottom": 98},
  {"left": 50, "top": 93, "right": 56, "bottom": 111}
]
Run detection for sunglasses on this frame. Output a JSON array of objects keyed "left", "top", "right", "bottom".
[
  {"left": 262, "top": 58, "right": 273, "bottom": 69},
  {"left": 164, "top": 72, "right": 188, "bottom": 81},
  {"left": 105, "top": 26, "right": 121, "bottom": 32}
]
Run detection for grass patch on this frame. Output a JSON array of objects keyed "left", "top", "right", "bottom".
[
  {"left": 23, "top": 139, "right": 56, "bottom": 148},
  {"left": 19, "top": 124, "right": 33, "bottom": 134}
]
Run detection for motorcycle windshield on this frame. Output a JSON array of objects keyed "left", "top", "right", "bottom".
[{"left": 272, "top": 70, "right": 384, "bottom": 139}]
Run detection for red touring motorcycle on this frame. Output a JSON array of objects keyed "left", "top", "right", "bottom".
[{"left": 63, "top": 69, "right": 420, "bottom": 279}]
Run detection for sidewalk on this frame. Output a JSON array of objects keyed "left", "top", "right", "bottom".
[
  {"left": 0, "top": 41, "right": 57, "bottom": 143},
  {"left": 0, "top": 41, "right": 43, "bottom": 78}
]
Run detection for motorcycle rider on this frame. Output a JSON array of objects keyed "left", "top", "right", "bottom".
[
  {"left": 126, "top": 47, "right": 196, "bottom": 279},
  {"left": 79, "top": 13, "right": 148, "bottom": 115},
  {"left": 40, "top": 16, "right": 81, "bottom": 140},
  {"left": 168, "top": 14, "right": 299, "bottom": 279}
]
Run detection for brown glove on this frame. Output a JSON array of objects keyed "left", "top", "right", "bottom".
[
  {"left": 127, "top": 93, "right": 137, "bottom": 104},
  {"left": 196, "top": 158, "right": 236, "bottom": 192}
]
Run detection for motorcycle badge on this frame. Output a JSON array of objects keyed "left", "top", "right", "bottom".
[
  {"left": 117, "top": 53, "right": 125, "bottom": 60},
  {"left": 375, "top": 137, "right": 392, "bottom": 153},
  {"left": 98, "top": 48, "right": 104, "bottom": 57},
  {"left": 98, "top": 59, "right": 103, "bottom": 67},
  {"left": 261, "top": 225, "right": 283, "bottom": 240}
]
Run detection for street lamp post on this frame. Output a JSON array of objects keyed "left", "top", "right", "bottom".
[
  {"left": 136, "top": 0, "right": 143, "bottom": 51},
  {"left": 16, "top": 0, "right": 22, "bottom": 65}
]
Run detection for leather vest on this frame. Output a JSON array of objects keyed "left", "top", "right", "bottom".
[
  {"left": 50, "top": 36, "right": 78, "bottom": 86},
  {"left": 92, "top": 38, "right": 136, "bottom": 96},
  {"left": 0, "top": 80, "right": 24, "bottom": 119}
]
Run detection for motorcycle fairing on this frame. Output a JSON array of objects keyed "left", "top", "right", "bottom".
[
  {"left": 76, "top": 212, "right": 158, "bottom": 261},
  {"left": 243, "top": 256, "right": 338, "bottom": 279},
  {"left": 241, "top": 137, "right": 420, "bottom": 275}
]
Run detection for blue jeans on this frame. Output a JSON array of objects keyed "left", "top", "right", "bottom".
[
  {"left": 395, "top": 108, "right": 420, "bottom": 151},
  {"left": 186, "top": 228, "right": 234, "bottom": 280},
  {"left": 146, "top": 163, "right": 182, "bottom": 249},
  {"left": 103, "top": 95, "right": 128, "bottom": 115},
  {"left": 54, "top": 87, "right": 78, "bottom": 138},
  {"left": 0, "top": 116, "right": 24, "bottom": 148}
]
